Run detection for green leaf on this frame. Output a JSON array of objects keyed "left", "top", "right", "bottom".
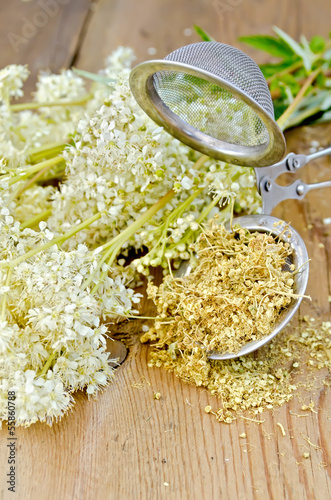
[
  {"left": 296, "top": 90, "right": 331, "bottom": 110},
  {"left": 294, "top": 66, "right": 308, "bottom": 79},
  {"left": 72, "top": 68, "right": 116, "bottom": 87},
  {"left": 270, "top": 79, "right": 281, "bottom": 92},
  {"left": 270, "top": 79, "right": 288, "bottom": 100},
  {"left": 323, "top": 47, "right": 331, "bottom": 61},
  {"left": 238, "top": 34, "right": 294, "bottom": 58},
  {"left": 316, "top": 72, "right": 326, "bottom": 87},
  {"left": 194, "top": 26, "right": 214, "bottom": 42},
  {"left": 309, "top": 35, "right": 326, "bottom": 54},
  {"left": 314, "top": 109, "right": 331, "bottom": 124},
  {"left": 273, "top": 100, "right": 288, "bottom": 121},
  {"left": 259, "top": 59, "right": 299, "bottom": 78},
  {"left": 300, "top": 35, "right": 315, "bottom": 56},
  {"left": 321, "top": 93, "right": 331, "bottom": 110},
  {"left": 273, "top": 26, "right": 313, "bottom": 70},
  {"left": 278, "top": 74, "right": 301, "bottom": 95},
  {"left": 282, "top": 89, "right": 331, "bottom": 128}
]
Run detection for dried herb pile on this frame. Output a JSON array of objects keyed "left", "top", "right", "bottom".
[
  {"left": 141, "top": 222, "right": 331, "bottom": 422},
  {"left": 144, "top": 221, "right": 296, "bottom": 355}
]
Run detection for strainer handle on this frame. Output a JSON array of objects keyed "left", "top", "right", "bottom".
[
  {"left": 255, "top": 146, "right": 331, "bottom": 184},
  {"left": 260, "top": 176, "right": 331, "bottom": 215},
  {"left": 305, "top": 146, "right": 331, "bottom": 163}
]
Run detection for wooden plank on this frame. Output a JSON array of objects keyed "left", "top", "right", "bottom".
[
  {"left": 0, "top": 1, "right": 331, "bottom": 499},
  {"left": 75, "top": 0, "right": 331, "bottom": 70},
  {"left": 0, "top": 0, "right": 93, "bottom": 94}
]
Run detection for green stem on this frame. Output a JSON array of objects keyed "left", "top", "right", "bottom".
[
  {"left": 11, "top": 94, "right": 92, "bottom": 112},
  {"left": 196, "top": 192, "right": 224, "bottom": 224},
  {"left": 26, "top": 142, "right": 67, "bottom": 157},
  {"left": 7, "top": 162, "right": 61, "bottom": 205},
  {"left": 170, "top": 192, "right": 225, "bottom": 250},
  {"left": 266, "top": 60, "right": 303, "bottom": 85},
  {"left": 7, "top": 213, "right": 102, "bottom": 268},
  {"left": 3, "top": 156, "right": 64, "bottom": 186},
  {"left": 194, "top": 154, "right": 208, "bottom": 170},
  {"left": 230, "top": 170, "right": 243, "bottom": 183},
  {"left": 283, "top": 104, "right": 322, "bottom": 129},
  {"left": 277, "top": 67, "right": 322, "bottom": 130},
  {"left": 37, "top": 351, "right": 57, "bottom": 377},
  {"left": 170, "top": 188, "right": 204, "bottom": 222},
  {"left": 82, "top": 189, "right": 177, "bottom": 291},
  {"left": 82, "top": 243, "right": 116, "bottom": 291},
  {"left": 28, "top": 144, "right": 67, "bottom": 163},
  {"left": 145, "top": 187, "right": 205, "bottom": 259},
  {"left": 91, "top": 241, "right": 123, "bottom": 295},
  {"left": 98, "top": 189, "right": 176, "bottom": 254},
  {"left": 0, "top": 166, "right": 19, "bottom": 173},
  {"left": 39, "top": 166, "right": 66, "bottom": 182},
  {"left": 20, "top": 209, "right": 52, "bottom": 230}
]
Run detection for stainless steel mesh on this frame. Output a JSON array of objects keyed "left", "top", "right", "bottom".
[{"left": 153, "top": 42, "right": 274, "bottom": 148}]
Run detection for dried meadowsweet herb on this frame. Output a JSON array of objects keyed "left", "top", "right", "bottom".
[
  {"left": 143, "top": 313, "right": 331, "bottom": 422},
  {"left": 142, "top": 222, "right": 331, "bottom": 422},
  {"left": 145, "top": 221, "right": 296, "bottom": 355}
]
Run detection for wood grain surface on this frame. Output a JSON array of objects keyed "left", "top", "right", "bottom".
[{"left": 0, "top": 1, "right": 331, "bottom": 499}]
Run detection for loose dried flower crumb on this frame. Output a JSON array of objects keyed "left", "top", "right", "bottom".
[
  {"left": 301, "top": 401, "right": 317, "bottom": 413},
  {"left": 277, "top": 422, "right": 286, "bottom": 436},
  {"left": 303, "top": 452, "right": 310, "bottom": 459},
  {"left": 141, "top": 223, "right": 331, "bottom": 423},
  {"left": 154, "top": 392, "right": 161, "bottom": 400}
]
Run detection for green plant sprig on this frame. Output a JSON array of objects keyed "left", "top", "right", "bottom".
[
  {"left": 239, "top": 27, "right": 331, "bottom": 128},
  {"left": 195, "top": 25, "right": 331, "bottom": 129}
]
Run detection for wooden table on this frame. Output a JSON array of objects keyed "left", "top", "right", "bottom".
[{"left": 1, "top": 1, "right": 331, "bottom": 498}]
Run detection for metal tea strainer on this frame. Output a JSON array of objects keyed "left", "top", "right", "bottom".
[
  {"left": 130, "top": 41, "right": 286, "bottom": 168},
  {"left": 129, "top": 42, "right": 331, "bottom": 360}
]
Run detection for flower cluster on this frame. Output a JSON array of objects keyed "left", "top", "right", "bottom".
[
  {"left": 0, "top": 209, "right": 141, "bottom": 427},
  {"left": 0, "top": 47, "right": 262, "bottom": 426},
  {"left": 48, "top": 71, "right": 261, "bottom": 271},
  {"left": 48, "top": 78, "right": 199, "bottom": 247},
  {"left": 0, "top": 64, "right": 29, "bottom": 101}
]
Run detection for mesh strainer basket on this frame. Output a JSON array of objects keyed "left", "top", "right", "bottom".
[{"left": 129, "top": 42, "right": 286, "bottom": 167}]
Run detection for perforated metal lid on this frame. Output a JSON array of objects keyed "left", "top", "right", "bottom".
[{"left": 129, "top": 42, "right": 286, "bottom": 167}]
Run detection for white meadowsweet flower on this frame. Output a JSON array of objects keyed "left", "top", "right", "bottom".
[
  {"left": 104, "top": 46, "right": 136, "bottom": 71},
  {"left": 181, "top": 175, "right": 194, "bottom": 190},
  {"left": 34, "top": 70, "right": 86, "bottom": 103},
  {"left": 0, "top": 65, "right": 30, "bottom": 100},
  {"left": 0, "top": 322, "right": 16, "bottom": 353},
  {"left": 0, "top": 215, "right": 141, "bottom": 427},
  {"left": 0, "top": 46, "right": 262, "bottom": 428}
]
